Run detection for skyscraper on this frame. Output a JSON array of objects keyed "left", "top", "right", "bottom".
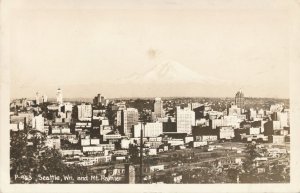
[
  {"left": 235, "top": 89, "right": 245, "bottom": 109},
  {"left": 93, "top": 93, "right": 101, "bottom": 105},
  {"left": 176, "top": 106, "right": 195, "bottom": 134},
  {"left": 56, "top": 88, "right": 63, "bottom": 105},
  {"left": 116, "top": 110, "right": 122, "bottom": 126},
  {"left": 228, "top": 104, "right": 241, "bottom": 116},
  {"left": 35, "top": 92, "right": 40, "bottom": 105},
  {"left": 32, "top": 114, "right": 44, "bottom": 132},
  {"left": 154, "top": 97, "right": 164, "bottom": 118},
  {"left": 93, "top": 93, "right": 107, "bottom": 106},
  {"left": 278, "top": 112, "right": 289, "bottom": 128},
  {"left": 77, "top": 103, "right": 92, "bottom": 121},
  {"left": 42, "top": 94, "right": 48, "bottom": 103},
  {"left": 121, "top": 108, "right": 139, "bottom": 137}
]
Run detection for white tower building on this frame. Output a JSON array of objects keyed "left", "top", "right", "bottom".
[
  {"left": 42, "top": 94, "right": 48, "bottom": 103},
  {"left": 77, "top": 103, "right": 92, "bottom": 121},
  {"left": 176, "top": 106, "right": 195, "bottom": 134},
  {"left": 56, "top": 88, "right": 63, "bottom": 105},
  {"left": 154, "top": 97, "right": 164, "bottom": 118},
  {"left": 35, "top": 92, "right": 40, "bottom": 105},
  {"left": 32, "top": 114, "right": 44, "bottom": 132}
]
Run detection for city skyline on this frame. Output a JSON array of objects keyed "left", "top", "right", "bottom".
[
  {"left": 9, "top": 0, "right": 290, "bottom": 99},
  {"left": 3, "top": 0, "right": 300, "bottom": 191},
  {"left": 9, "top": 87, "right": 291, "bottom": 184},
  {"left": 11, "top": 89, "right": 290, "bottom": 101}
]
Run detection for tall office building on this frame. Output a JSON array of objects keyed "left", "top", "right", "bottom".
[
  {"left": 116, "top": 110, "right": 122, "bottom": 126},
  {"left": 133, "top": 122, "right": 163, "bottom": 138},
  {"left": 154, "top": 97, "right": 164, "bottom": 118},
  {"left": 190, "top": 102, "right": 203, "bottom": 110},
  {"left": 93, "top": 93, "right": 107, "bottom": 106},
  {"left": 56, "top": 88, "right": 63, "bottom": 105},
  {"left": 176, "top": 106, "right": 195, "bottom": 134},
  {"left": 35, "top": 92, "right": 40, "bottom": 105},
  {"left": 32, "top": 114, "right": 44, "bottom": 132},
  {"left": 235, "top": 90, "right": 245, "bottom": 109},
  {"left": 93, "top": 93, "right": 101, "bottom": 105},
  {"left": 121, "top": 108, "right": 139, "bottom": 137},
  {"left": 42, "top": 94, "right": 48, "bottom": 103},
  {"left": 77, "top": 104, "right": 92, "bottom": 121},
  {"left": 250, "top": 108, "right": 257, "bottom": 120},
  {"left": 228, "top": 104, "right": 241, "bottom": 116},
  {"left": 278, "top": 112, "right": 289, "bottom": 128}
]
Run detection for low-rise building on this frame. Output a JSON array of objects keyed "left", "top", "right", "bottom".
[
  {"left": 148, "top": 148, "right": 157, "bottom": 156},
  {"left": 148, "top": 165, "right": 164, "bottom": 172},
  {"left": 269, "top": 135, "right": 285, "bottom": 144},
  {"left": 145, "top": 141, "right": 163, "bottom": 148},
  {"left": 191, "top": 141, "right": 207, "bottom": 148},
  {"left": 81, "top": 138, "right": 91, "bottom": 146},
  {"left": 218, "top": 126, "right": 235, "bottom": 140},
  {"left": 195, "top": 135, "right": 218, "bottom": 142},
  {"left": 91, "top": 138, "right": 100, "bottom": 145},
  {"left": 172, "top": 174, "right": 182, "bottom": 183},
  {"left": 52, "top": 127, "right": 70, "bottom": 134},
  {"left": 166, "top": 139, "right": 184, "bottom": 146},
  {"left": 248, "top": 127, "right": 261, "bottom": 135},
  {"left": 184, "top": 136, "right": 194, "bottom": 144},
  {"left": 82, "top": 145, "right": 104, "bottom": 152},
  {"left": 10, "top": 123, "right": 19, "bottom": 131},
  {"left": 60, "top": 150, "right": 83, "bottom": 156},
  {"left": 46, "top": 137, "right": 61, "bottom": 149},
  {"left": 103, "top": 134, "right": 122, "bottom": 142},
  {"left": 79, "top": 155, "right": 111, "bottom": 166},
  {"left": 121, "top": 138, "right": 131, "bottom": 149}
]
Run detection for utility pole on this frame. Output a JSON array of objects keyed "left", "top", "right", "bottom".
[
  {"left": 90, "top": 104, "right": 93, "bottom": 144},
  {"left": 139, "top": 111, "right": 147, "bottom": 184},
  {"left": 140, "top": 122, "right": 143, "bottom": 183}
]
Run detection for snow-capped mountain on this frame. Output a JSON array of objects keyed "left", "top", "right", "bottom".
[{"left": 119, "top": 61, "right": 223, "bottom": 84}]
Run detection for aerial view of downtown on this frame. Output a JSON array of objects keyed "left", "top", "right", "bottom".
[
  {"left": 7, "top": 0, "right": 291, "bottom": 185},
  {"left": 10, "top": 89, "right": 290, "bottom": 184}
]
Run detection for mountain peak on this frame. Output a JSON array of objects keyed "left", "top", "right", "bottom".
[{"left": 119, "top": 61, "right": 224, "bottom": 84}]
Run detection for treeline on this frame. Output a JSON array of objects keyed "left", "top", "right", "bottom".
[{"left": 10, "top": 130, "right": 88, "bottom": 184}]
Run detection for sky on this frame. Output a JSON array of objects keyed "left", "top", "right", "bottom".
[{"left": 8, "top": 0, "right": 292, "bottom": 99}]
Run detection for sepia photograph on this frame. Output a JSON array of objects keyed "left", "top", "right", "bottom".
[{"left": 1, "top": 0, "right": 300, "bottom": 192}]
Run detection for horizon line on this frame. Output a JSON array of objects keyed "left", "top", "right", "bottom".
[{"left": 10, "top": 95, "right": 290, "bottom": 101}]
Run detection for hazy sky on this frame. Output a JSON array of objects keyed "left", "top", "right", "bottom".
[{"left": 9, "top": 0, "right": 291, "bottom": 98}]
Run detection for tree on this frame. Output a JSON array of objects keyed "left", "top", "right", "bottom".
[
  {"left": 128, "top": 144, "right": 139, "bottom": 164},
  {"left": 243, "top": 143, "right": 260, "bottom": 172},
  {"left": 10, "top": 129, "right": 88, "bottom": 183},
  {"left": 10, "top": 130, "right": 31, "bottom": 183},
  {"left": 227, "top": 168, "right": 239, "bottom": 183}
]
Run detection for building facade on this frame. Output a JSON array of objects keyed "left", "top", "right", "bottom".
[
  {"left": 133, "top": 122, "right": 163, "bottom": 138},
  {"left": 56, "top": 88, "right": 63, "bottom": 105},
  {"left": 121, "top": 108, "right": 139, "bottom": 137},
  {"left": 176, "top": 106, "right": 195, "bottom": 134},
  {"left": 35, "top": 92, "right": 40, "bottom": 105},
  {"left": 154, "top": 97, "right": 164, "bottom": 118},
  {"left": 32, "top": 114, "right": 44, "bottom": 132},
  {"left": 77, "top": 104, "right": 92, "bottom": 121},
  {"left": 235, "top": 90, "right": 245, "bottom": 109}
]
